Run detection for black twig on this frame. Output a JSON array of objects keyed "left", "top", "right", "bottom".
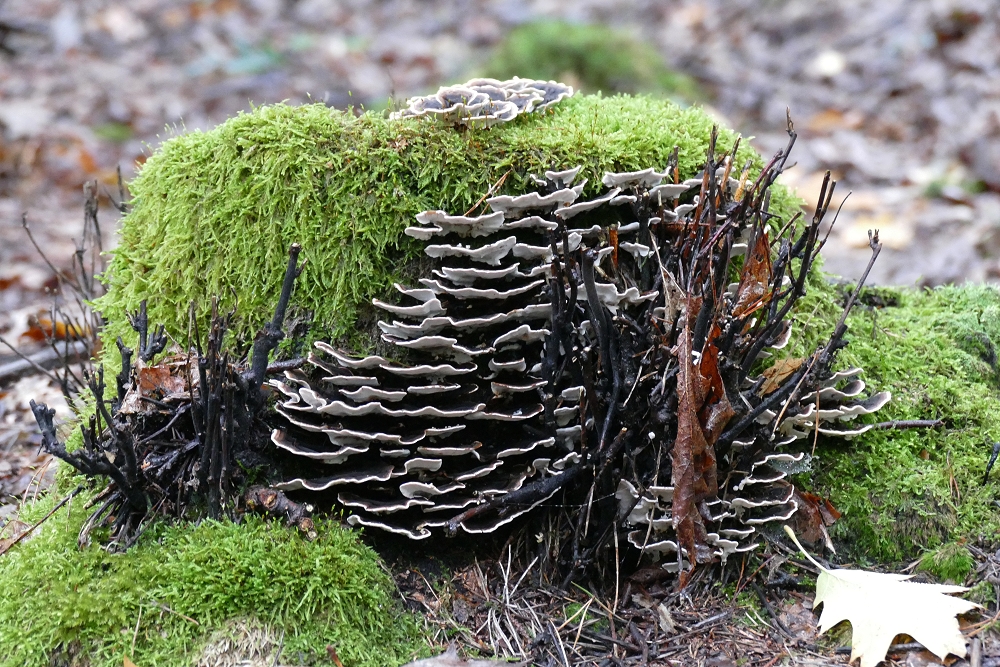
[
  {"left": 985, "top": 442, "right": 1000, "bottom": 484},
  {"left": 246, "top": 243, "right": 303, "bottom": 394},
  {"left": 874, "top": 419, "right": 943, "bottom": 430}
]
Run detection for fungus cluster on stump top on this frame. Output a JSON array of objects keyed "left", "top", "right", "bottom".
[{"left": 390, "top": 76, "right": 574, "bottom": 126}]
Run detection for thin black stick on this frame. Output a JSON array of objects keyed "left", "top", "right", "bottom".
[
  {"left": 446, "top": 464, "right": 585, "bottom": 536},
  {"left": 246, "top": 243, "right": 303, "bottom": 391},
  {"left": 874, "top": 419, "right": 943, "bottom": 430},
  {"left": 985, "top": 442, "right": 1000, "bottom": 484}
]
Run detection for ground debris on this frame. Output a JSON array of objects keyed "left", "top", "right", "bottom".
[
  {"left": 392, "top": 545, "right": 858, "bottom": 667},
  {"left": 400, "top": 644, "right": 528, "bottom": 667}
]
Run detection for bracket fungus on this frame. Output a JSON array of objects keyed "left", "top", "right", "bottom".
[
  {"left": 390, "top": 77, "right": 574, "bottom": 126},
  {"left": 270, "top": 126, "right": 889, "bottom": 578},
  {"left": 29, "top": 108, "right": 887, "bottom": 582}
]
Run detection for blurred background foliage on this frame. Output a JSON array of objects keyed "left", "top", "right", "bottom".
[{"left": 480, "top": 21, "right": 702, "bottom": 103}]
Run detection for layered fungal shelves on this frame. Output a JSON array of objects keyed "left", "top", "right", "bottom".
[
  {"left": 390, "top": 77, "right": 575, "bottom": 126},
  {"left": 269, "top": 150, "right": 889, "bottom": 570}
]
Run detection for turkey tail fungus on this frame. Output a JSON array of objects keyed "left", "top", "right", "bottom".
[
  {"left": 32, "top": 125, "right": 887, "bottom": 585},
  {"left": 269, "top": 123, "right": 888, "bottom": 585}
]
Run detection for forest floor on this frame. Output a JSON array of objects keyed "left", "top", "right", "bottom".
[{"left": 2, "top": 1, "right": 1000, "bottom": 665}]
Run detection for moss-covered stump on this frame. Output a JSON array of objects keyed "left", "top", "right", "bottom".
[
  {"left": 95, "top": 94, "right": 797, "bottom": 349},
  {"left": 0, "top": 494, "right": 422, "bottom": 667},
  {"left": 9, "top": 94, "right": 1000, "bottom": 666},
  {"left": 11, "top": 94, "right": 791, "bottom": 667}
]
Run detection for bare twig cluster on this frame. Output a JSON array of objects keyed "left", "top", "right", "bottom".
[
  {"left": 0, "top": 176, "right": 117, "bottom": 392},
  {"left": 29, "top": 244, "right": 312, "bottom": 548}
]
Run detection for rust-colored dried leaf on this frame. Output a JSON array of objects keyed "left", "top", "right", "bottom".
[
  {"left": 0, "top": 520, "right": 31, "bottom": 553},
  {"left": 137, "top": 365, "right": 186, "bottom": 398},
  {"left": 671, "top": 297, "right": 719, "bottom": 581},
  {"left": 789, "top": 488, "right": 826, "bottom": 546},
  {"left": 801, "top": 491, "right": 842, "bottom": 524},
  {"left": 698, "top": 340, "right": 735, "bottom": 444},
  {"left": 790, "top": 490, "right": 841, "bottom": 547},
  {"left": 77, "top": 147, "right": 98, "bottom": 174},
  {"left": 19, "top": 315, "right": 91, "bottom": 343},
  {"left": 609, "top": 226, "right": 619, "bottom": 269},
  {"left": 326, "top": 645, "right": 345, "bottom": 667},
  {"left": 732, "top": 230, "right": 772, "bottom": 317},
  {"left": 758, "top": 357, "right": 805, "bottom": 396}
]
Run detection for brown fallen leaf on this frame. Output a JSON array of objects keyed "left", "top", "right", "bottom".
[
  {"left": 0, "top": 519, "right": 31, "bottom": 552},
  {"left": 843, "top": 210, "right": 914, "bottom": 250},
  {"left": 778, "top": 599, "right": 820, "bottom": 643},
  {"left": 326, "top": 645, "right": 345, "bottom": 667},
  {"left": 786, "top": 526, "right": 979, "bottom": 667},
  {"left": 788, "top": 489, "right": 840, "bottom": 549},
  {"left": 732, "top": 229, "right": 772, "bottom": 318},
  {"left": 805, "top": 108, "right": 865, "bottom": 134},
  {"left": 137, "top": 365, "right": 186, "bottom": 397},
  {"left": 758, "top": 357, "right": 804, "bottom": 396},
  {"left": 698, "top": 334, "right": 735, "bottom": 443},
  {"left": 801, "top": 491, "right": 841, "bottom": 525},
  {"left": 671, "top": 297, "right": 726, "bottom": 582},
  {"left": 19, "top": 314, "right": 91, "bottom": 343}
]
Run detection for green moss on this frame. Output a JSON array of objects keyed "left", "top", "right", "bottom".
[
  {"left": 0, "top": 493, "right": 424, "bottom": 667},
  {"left": 790, "top": 284, "right": 1000, "bottom": 563},
  {"left": 720, "top": 586, "right": 766, "bottom": 628},
  {"left": 967, "top": 580, "right": 997, "bottom": 608},
  {"left": 481, "top": 21, "right": 702, "bottom": 102},
  {"left": 918, "top": 542, "right": 975, "bottom": 584},
  {"left": 96, "top": 95, "right": 797, "bottom": 354},
  {"left": 561, "top": 599, "right": 609, "bottom": 635}
]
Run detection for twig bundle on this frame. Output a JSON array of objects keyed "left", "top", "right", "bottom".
[{"left": 30, "top": 246, "right": 312, "bottom": 549}]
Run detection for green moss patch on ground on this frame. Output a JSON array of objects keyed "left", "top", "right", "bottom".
[
  {"left": 96, "top": 94, "right": 798, "bottom": 353},
  {"left": 481, "top": 21, "right": 703, "bottom": 101},
  {"left": 0, "top": 493, "right": 424, "bottom": 667},
  {"left": 785, "top": 283, "right": 1000, "bottom": 565}
]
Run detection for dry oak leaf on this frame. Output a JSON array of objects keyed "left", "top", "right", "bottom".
[
  {"left": 785, "top": 526, "right": 978, "bottom": 667},
  {"left": 758, "top": 357, "right": 804, "bottom": 396}
]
